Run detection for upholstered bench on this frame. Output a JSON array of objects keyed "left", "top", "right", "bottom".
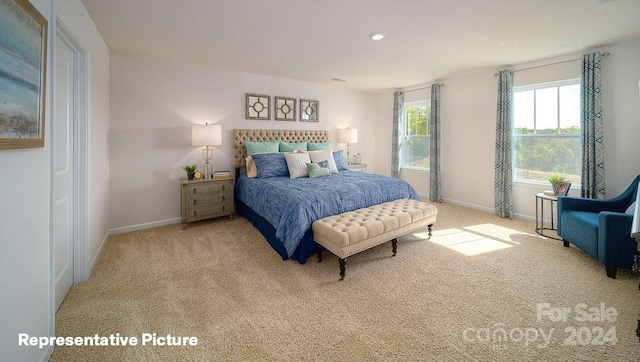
[{"left": 312, "top": 199, "right": 438, "bottom": 280}]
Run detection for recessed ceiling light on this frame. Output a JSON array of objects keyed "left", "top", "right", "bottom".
[{"left": 370, "top": 33, "right": 385, "bottom": 41}]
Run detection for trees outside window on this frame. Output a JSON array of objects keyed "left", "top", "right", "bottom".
[
  {"left": 400, "top": 100, "right": 431, "bottom": 169},
  {"left": 513, "top": 79, "right": 581, "bottom": 185}
]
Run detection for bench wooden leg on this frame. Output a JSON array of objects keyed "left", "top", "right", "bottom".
[
  {"left": 427, "top": 224, "right": 433, "bottom": 238},
  {"left": 391, "top": 238, "right": 397, "bottom": 256},
  {"left": 316, "top": 243, "right": 323, "bottom": 263},
  {"left": 339, "top": 258, "right": 346, "bottom": 280}
]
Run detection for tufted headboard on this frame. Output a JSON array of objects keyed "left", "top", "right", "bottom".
[{"left": 233, "top": 129, "right": 329, "bottom": 168}]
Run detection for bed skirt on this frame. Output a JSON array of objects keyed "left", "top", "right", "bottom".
[{"left": 236, "top": 201, "right": 317, "bottom": 264}]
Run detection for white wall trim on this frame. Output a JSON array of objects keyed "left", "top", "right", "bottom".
[
  {"left": 90, "top": 230, "right": 111, "bottom": 273},
  {"left": 109, "top": 217, "right": 182, "bottom": 235},
  {"left": 443, "top": 197, "right": 537, "bottom": 223},
  {"left": 55, "top": 18, "right": 91, "bottom": 283},
  {"left": 442, "top": 197, "right": 494, "bottom": 214}
]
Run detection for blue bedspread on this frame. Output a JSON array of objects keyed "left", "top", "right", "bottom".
[{"left": 235, "top": 170, "right": 420, "bottom": 258}]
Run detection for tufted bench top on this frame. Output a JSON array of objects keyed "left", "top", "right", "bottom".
[{"left": 312, "top": 199, "right": 438, "bottom": 261}]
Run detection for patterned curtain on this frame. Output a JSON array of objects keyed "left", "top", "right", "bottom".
[
  {"left": 581, "top": 53, "right": 605, "bottom": 199},
  {"left": 391, "top": 91, "right": 404, "bottom": 178},
  {"left": 429, "top": 84, "right": 442, "bottom": 202},
  {"left": 495, "top": 70, "right": 514, "bottom": 219}
]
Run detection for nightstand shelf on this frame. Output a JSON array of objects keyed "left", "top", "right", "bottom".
[
  {"left": 347, "top": 163, "right": 367, "bottom": 172},
  {"left": 180, "top": 177, "right": 234, "bottom": 229}
]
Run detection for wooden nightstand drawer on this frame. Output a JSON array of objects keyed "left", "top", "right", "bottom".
[
  {"left": 185, "top": 192, "right": 231, "bottom": 207},
  {"left": 185, "top": 182, "right": 230, "bottom": 197},
  {"left": 185, "top": 201, "right": 234, "bottom": 220}
]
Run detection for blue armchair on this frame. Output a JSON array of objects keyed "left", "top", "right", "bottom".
[{"left": 557, "top": 175, "right": 640, "bottom": 279}]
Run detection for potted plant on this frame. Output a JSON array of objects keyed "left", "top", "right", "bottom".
[
  {"left": 548, "top": 175, "right": 566, "bottom": 195},
  {"left": 182, "top": 164, "right": 197, "bottom": 180}
]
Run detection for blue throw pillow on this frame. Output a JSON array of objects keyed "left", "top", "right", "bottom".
[
  {"left": 251, "top": 153, "right": 289, "bottom": 178},
  {"left": 333, "top": 150, "right": 348, "bottom": 171}
]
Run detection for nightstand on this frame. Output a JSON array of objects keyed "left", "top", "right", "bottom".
[
  {"left": 180, "top": 177, "right": 234, "bottom": 229},
  {"left": 347, "top": 163, "right": 367, "bottom": 172}
]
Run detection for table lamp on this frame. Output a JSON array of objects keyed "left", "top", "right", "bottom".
[
  {"left": 338, "top": 128, "right": 358, "bottom": 165},
  {"left": 192, "top": 123, "right": 222, "bottom": 179}
]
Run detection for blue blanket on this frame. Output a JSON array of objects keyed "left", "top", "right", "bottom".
[{"left": 235, "top": 171, "right": 420, "bottom": 257}]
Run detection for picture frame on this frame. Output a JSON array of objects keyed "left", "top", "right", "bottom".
[
  {"left": 0, "top": 0, "right": 48, "bottom": 150},
  {"left": 274, "top": 96, "right": 296, "bottom": 121},
  {"left": 299, "top": 99, "right": 319, "bottom": 122},
  {"left": 556, "top": 182, "right": 571, "bottom": 196},
  {"left": 245, "top": 93, "right": 271, "bottom": 120}
]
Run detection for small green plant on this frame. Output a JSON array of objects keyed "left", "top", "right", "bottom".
[
  {"left": 548, "top": 175, "right": 566, "bottom": 185},
  {"left": 182, "top": 164, "right": 197, "bottom": 173}
]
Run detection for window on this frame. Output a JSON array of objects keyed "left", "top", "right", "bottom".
[
  {"left": 400, "top": 100, "right": 431, "bottom": 169},
  {"left": 513, "top": 79, "right": 581, "bottom": 184}
]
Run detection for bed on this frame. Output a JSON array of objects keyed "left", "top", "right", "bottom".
[{"left": 232, "top": 129, "right": 420, "bottom": 263}]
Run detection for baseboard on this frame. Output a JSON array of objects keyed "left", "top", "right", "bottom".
[
  {"left": 442, "top": 198, "right": 536, "bottom": 223},
  {"left": 442, "top": 198, "right": 494, "bottom": 214},
  {"left": 108, "top": 217, "right": 182, "bottom": 235},
  {"left": 89, "top": 230, "right": 111, "bottom": 275}
]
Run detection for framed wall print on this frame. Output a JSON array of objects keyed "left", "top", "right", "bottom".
[
  {"left": 0, "top": 0, "right": 48, "bottom": 150},
  {"left": 245, "top": 93, "right": 271, "bottom": 120},
  {"left": 299, "top": 99, "right": 319, "bottom": 122},
  {"left": 274, "top": 96, "right": 296, "bottom": 121}
]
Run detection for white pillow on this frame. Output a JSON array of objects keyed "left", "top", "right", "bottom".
[
  {"left": 245, "top": 156, "right": 257, "bottom": 178},
  {"left": 309, "top": 150, "right": 338, "bottom": 174},
  {"left": 284, "top": 152, "right": 312, "bottom": 178},
  {"left": 625, "top": 201, "right": 637, "bottom": 215}
]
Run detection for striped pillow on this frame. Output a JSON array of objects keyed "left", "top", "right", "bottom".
[{"left": 284, "top": 152, "right": 312, "bottom": 178}]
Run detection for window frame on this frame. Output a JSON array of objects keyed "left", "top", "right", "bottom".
[
  {"left": 400, "top": 99, "right": 431, "bottom": 171},
  {"left": 512, "top": 78, "right": 582, "bottom": 186}
]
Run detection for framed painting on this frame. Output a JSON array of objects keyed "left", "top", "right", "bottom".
[
  {"left": 245, "top": 93, "right": 271, "bottom": 120},
  {"left": 0, "top": 0, "right": 48, "bottom": 150}
]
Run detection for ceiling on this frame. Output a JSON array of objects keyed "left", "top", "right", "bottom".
[{"left": 80, "top": 0, "right": 640, "bottom": 91}]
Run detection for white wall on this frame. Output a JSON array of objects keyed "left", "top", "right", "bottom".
[
  {"left": 374, "top": 39, "right": 640, "bottom": 219},
  {"left": 0, "top": 0, "right": 52, "bottom": 360},
  {"left": 0, "top": 1, "right": 110, "bottom": 360},
  {"left": 109, "top": 54, "right": 377, "bottom": 230}
]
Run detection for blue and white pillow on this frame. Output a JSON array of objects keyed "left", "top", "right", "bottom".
[
  {"left": 306, "top": 162, "right": 330, "bottom": 178},
  {"left": 251, "top": 153, "right": 289, "bottom": 178},
  {"left": 309, "top": 150, "right": 338, "bottom": 174}
]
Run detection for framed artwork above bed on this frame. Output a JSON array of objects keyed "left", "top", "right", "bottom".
[
  {"left": 245, "top": 93, "right": 271, "bottom": 120},
  {"left": 299, "top": 99, "right": 319, "bottom": 122},
  {"left": 274, "top": 96, "right": 296, "bottom": 121}
]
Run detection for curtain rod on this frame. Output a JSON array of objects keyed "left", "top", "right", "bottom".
[
  {"left": 494, "top": 51, "right": 610, "bottom": 76},
  {"left": 404, "top": 83, "right": 445, "bottom": 93}
]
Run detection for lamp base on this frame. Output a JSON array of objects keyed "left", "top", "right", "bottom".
[{"left": 202, "top": 147, "right": 214, "bottom": 179}]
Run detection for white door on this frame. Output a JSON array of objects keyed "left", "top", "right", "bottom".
[{"left": 53, "top": 38, "right": 75, "bottom": 310}]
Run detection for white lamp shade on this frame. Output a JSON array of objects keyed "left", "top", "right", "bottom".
[
  {"left": 192, "top": 124, "right": 222, "bottom": 146},
  {"left": 338, "top": 128, "right": 358, "bottom": 144}
]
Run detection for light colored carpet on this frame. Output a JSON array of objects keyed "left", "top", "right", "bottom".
[{"left": 52, "top": 203, "right": 640, "bottom": 361}]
